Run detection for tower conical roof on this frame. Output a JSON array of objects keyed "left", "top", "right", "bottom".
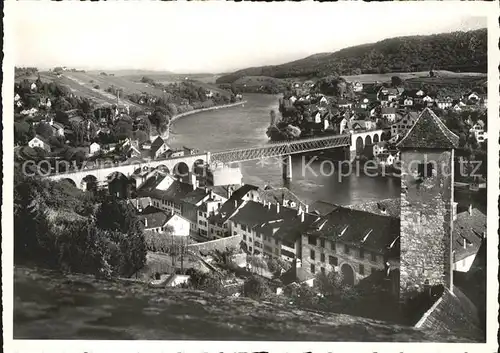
[{"left": 397, "top": 108, "right": 459, "bottom": 149}]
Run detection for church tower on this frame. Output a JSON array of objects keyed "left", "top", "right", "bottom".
[{"left": 396, "top": 108, "right": 459, "bottom": 302}]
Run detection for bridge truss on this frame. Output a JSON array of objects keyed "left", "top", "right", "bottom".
[{"left": 210, "top": 134, "right": 351, "bottom": 164}]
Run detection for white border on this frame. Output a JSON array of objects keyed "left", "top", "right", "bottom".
[{"left": 3, "top": 1, "right": 499, "bottom": 352}]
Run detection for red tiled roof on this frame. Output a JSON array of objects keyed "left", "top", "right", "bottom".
[{"left": 397, "top": 108, "right": 459, "bottom": 149}]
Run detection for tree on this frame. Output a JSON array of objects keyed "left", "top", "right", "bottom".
[
  {"left": 243, "top": 275, "right": 272, "bottom": 299},
  {"left": 314, "top": 271, "right": 343, "bottom": 297},
  {"left": 35, "top": 122, "right": 54, "bottom": 140},
  {"left": 391, "top": 76, "right": 403, "bottom": 87},
  {"left": 14, "top": 121, "right": 34, "bottom": 145},
  {"left": 111, "top": 119, "right": 134, "bottom": 141},
  {"left": 149, "top": 108, "right": 170, "bottom": 135},
  {"left": 185, "top": 268, "right": 223, "bottom": 293},
  {"left": 95, "top": 198, "right": 147, "bottom": 277}
]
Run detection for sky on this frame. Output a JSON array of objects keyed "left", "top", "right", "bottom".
[{"left": 11, "top": 2, "right": 487, "bottom": 74}]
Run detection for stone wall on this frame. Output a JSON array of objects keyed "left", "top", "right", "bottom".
[
  {"left": 188, "top": 234, "right": 243, "bottom": 253},
  {"left": 400, "top": 149, "right": 454, "bottom": 301}
]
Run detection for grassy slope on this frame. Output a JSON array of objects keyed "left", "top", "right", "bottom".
[
  {"left": 14, "top": 266, "right": 476, "bottom": 341},
  {"left": 17, "top": 71, "right": 229, "bottom": 107}
]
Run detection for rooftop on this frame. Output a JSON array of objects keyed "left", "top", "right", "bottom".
[
  {"left": 397, "top": 108, "right": 459, "bottom": 149},
  {"left": 137, "top": 205, "right": 173, "bottom": 229},
  {"left": 345, "top": 198, "right": 400, "bottom": 218},
  {"left": 453, "top": 208, "right": 486, "bottom": 261},
  {"left": 304, "top": 206, "right": 400, "bottom": 256}
]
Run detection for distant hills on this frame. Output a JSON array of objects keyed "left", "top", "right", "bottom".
[{"left": 216, "top": 29, "right": 487, "bottom": 84}]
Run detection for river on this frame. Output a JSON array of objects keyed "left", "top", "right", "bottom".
[
  {"left": 167, "top": 94, "right": 399, "bottom": 206},
  {"left": 167, "top": 93, "right": 484, "bottom": 209}
]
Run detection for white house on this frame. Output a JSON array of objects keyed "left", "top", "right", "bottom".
[
  {"left": 352, "top": 82, "right": 363, "bottom": 93},
  {"left": 466, "top": 92, "right": 480, "bottom": 101},
  {"left": 359, "top": 97, "right": 370, "bottom": 109},
  {"left": 150, "top": 136, "right": 170, "bottom": 159},
  {"left": 436, "top": 98, "right": 453, "bottom": 110},
  {"left": 319, "top": 96, "right": 328, "bottom": 104},
  {"left": 381, "top": 107, "right": 397, "bottom": 122},
  {"left": 337, "top": 100, "right": 353, "bottom": 109},
  {"left": 139, "top": 205, "right": 190, "bottom": 236},
  {"left": 422, "top": 95, "right": 434, "bottom": 104},
  {"left": 14, "top": 93, "right": 21, "bottom": 102},
  {"left": 373, "top": 142, "right": 388, "bottom": 158},
  {"left": 289, "top": 96, "right": 297, "bottom": 104},
  {"left": 28, "top": 135, "right": 51, "bottom": 152},
  {"left": 470, "top": 121, "right": 487, "bottom": 143},
  {"left": 20, "top": 108, "right": 39, "bottom": 117},
  {"left": 415, "top": 90, "right": 425, "bottom": 97},
  {"left": 89, "top": 142, "right": 101, "bottom": 156},
  {"left": 30, "top": 82, "right": 37, "bottom": 91},
  {"left": 403, "top": 98, "right": 413, "bottom": 107}
]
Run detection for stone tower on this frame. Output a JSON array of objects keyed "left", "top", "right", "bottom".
[{"left": 396, "top": 108, "right": 459, "bottom": 302}]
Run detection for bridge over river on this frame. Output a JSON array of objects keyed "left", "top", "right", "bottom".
[{"left": 47, "top": 130, "right": 383, "bottom": 190}]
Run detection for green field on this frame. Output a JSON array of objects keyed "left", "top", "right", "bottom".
[
  {"left": 341, "top": 70, "right": 487, "bottom": 84},
  {"left": 14, "top": 266, "right": 478, "bottom": 341},
  {"left": 15, "top": 70, "right": 228, "bottom": 107}
]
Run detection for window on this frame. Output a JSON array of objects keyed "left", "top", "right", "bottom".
[
  {"left": 249, "top": 246, "right": 253, "bottom": 253},
  {"left": 320, "top": 253, "right": 325, "bottom": 263},
  {"left": 211, "top": 228, "right": 214, "bottom": 234},
  {"left": 344, "top": 245, "right": 350, "bottom": 254},
  {"left": 241, "top": 224, "right": 247, "bottom": 232},
  {"left": 233, "top": 231, "right": 237, "bottom": 235},
  {"left": 329, "top": 256, "right": 338, "bottom": 266},
  {"left": 321, "top": 267, "right": 326, "bottom": 274},
  {"left": 198, "top": 211, "right": 203, "bottom": 216},
  {"left": 359, "top": 264, "right": 365, "bottom": 275},
  {"left": 310, "top": 264, "right": 316, "bottom": 274},
  {"left": 330, "top": 241, "right": 336, "bottom": 251},
  {"left": 418, "top": 163, "right": 434, "bottom": 178},
  {"left": 243, "top": 234, "right": 246, "bottom": 241},
  {"left": 310, "top": 249, "right": 316, "bottom": 260},
  {"left": 320, "top": 239, "right": 325, "bottom": 248},
  {"left": 371, "top": 253, "right": 377, "bottom": 262},
  {"left": 359, "top": 248, "right": 364, "bottom": 259},
  {"left": 308, "top": 236, "right": 317, "bottom": 246}
]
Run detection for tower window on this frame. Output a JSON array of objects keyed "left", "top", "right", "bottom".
[{"left": 418, "top": 163, "right": 434, "bottom": 178}]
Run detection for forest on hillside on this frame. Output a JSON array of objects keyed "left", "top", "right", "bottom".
[{"left": 216, "top": 29, "right": 487, "bottom": 83}]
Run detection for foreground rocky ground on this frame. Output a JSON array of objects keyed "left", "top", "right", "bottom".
[{"left": 14, "top": 266, "right": 475, "bottom": 341}]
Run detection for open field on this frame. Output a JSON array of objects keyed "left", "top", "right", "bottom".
[
  {"left": 341, "top": 71, "right": 487, "bottom": 83},
  {"left": 15, "top": 70, "right": 229, "bottom": 107},
  {"left": 14, "top": 266, "right": 478, "bottom": 341}
]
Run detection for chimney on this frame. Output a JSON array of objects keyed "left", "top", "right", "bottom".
[
  {"left": 463, "top": 238, "right": 466, "bottom": 249},
  {"left": 144, "top": 218, "right": 148, "bottom": 228},
  {"left": 301, "top": 211, "right": 305, "bottom": 223},
  {"left": 297, "top": 206, "right": 302, "bottom": 216},
  {"left": 468, "top": 204, "right": 473, "bottom": 216},
  {"left": 234, "top": 200, "right": 237, "bottom": 208},
  {"left": 276, "top": 203, "right": 280, "bottom": 213},
  {"left": 305, "top": 204, "right": 309, "bottom": 213},
  {"left": 210, "top": 190, "right": 214, "bottom": 199},
  {"left": 295, "top": 258, "right": 302, "bottom": 268},
  {"left": 268, "top": 203, "right": 271, "bottom": 210}
]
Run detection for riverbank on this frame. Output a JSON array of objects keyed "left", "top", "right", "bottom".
[{"left": 165, "top": 100, "right": 247, "bottom": 141}]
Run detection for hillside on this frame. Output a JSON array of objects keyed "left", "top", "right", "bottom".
[
  {"left": 221, "top": 75, "right": 289, "bottom": 94},
  {"left": 14, "top": 266, "right": 477, "bottom": 341},
  {"left": 216, "top": 29, "right": 487, "bottom": 83}
]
